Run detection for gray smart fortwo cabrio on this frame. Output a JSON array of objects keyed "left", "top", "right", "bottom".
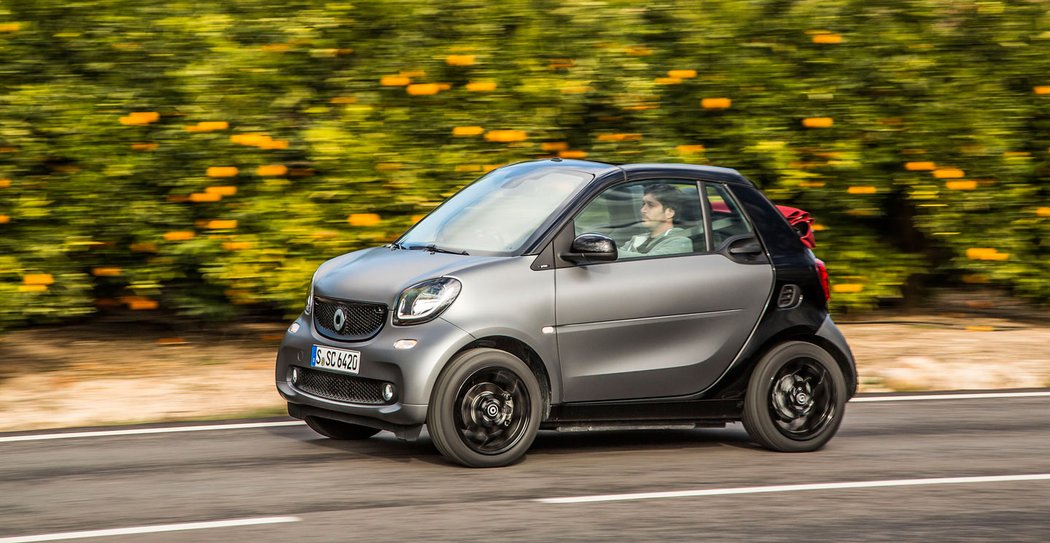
[{"left": 276, "top": 159, "right": 857, "bottom": 467}]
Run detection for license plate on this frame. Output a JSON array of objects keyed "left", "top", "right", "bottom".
[{"left": 311, "top": 345, "right": 361, "bottom": 375}]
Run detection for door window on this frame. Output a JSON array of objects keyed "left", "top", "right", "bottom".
[
  {"left": 705, "top": 183, "right": 753, "bottom": 249},
  {"left": 574, "top": 181, "right": 704, "bottom": 260}
]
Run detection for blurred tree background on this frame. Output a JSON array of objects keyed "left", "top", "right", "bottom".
[{"left": 0, "top": 0, "right": 1047, "bottom": 329}]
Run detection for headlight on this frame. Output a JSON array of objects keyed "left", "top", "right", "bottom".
[{"left": 394, "top": 277, "right": 461, "bottom": 325}]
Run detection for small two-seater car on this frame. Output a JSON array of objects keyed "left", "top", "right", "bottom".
[{"left": 276, "top": 159, "right": 857, "bottom": 467}]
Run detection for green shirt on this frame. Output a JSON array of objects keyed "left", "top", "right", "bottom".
[{"left": 618, "top": 227, "right": 692, "bottom": 259}]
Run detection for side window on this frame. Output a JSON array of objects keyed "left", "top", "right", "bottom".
[
  {"left": 705, "top": 183, "right": 753, "bottom": 249},
  {"left": 573, "top": 180, "right": 705, "bottom": 260},
  {"left": 573, "top": 184, "right": 642, "bottom": 240}
]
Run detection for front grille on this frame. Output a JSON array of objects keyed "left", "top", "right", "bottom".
[
  {"left": 313, "top": 296, "right": 387, "bottom": 341},
  {"left": 293, "top": 367, "right": 386, "bottom": 405}
]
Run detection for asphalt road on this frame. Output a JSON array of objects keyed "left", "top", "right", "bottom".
[{"left": 2, "top": 391, "right": 1049, "bottom": 542}]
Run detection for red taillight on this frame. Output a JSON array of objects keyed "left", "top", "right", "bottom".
[{"left": 815, "top": 258, "right": 830, "bottom": 302}]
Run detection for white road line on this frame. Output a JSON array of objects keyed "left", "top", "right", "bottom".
[
  {"left": 0, "top": 516, "right": 301, "bottom": 543},
  {"left": 1, "top": 391, "right": 1046, "bottom": 444},
  {"left": 536, "top": 473, "right": 1050, "bottom": 504},
  {"left": 0, "top": 421, "right": 304, "bottom": 443},
  {"left": 851, "top": 391, "right": 1050, "bottom": 402}
]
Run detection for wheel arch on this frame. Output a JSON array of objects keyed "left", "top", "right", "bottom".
[
  {"left": 764, "top": 328, "right": 856, "bottom": 399},
  {"left": 450, "top": 336, "right": 554, "bottom": 419},
  {"left": 714, "top": 326, "right": 857, "bottom": 400},
  {"left": 805, "top": 334, "right": 857, "bottom": 399}
]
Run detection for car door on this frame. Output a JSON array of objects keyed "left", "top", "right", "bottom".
[{"left": 554, "top": 179, "right": 773, "bottom": 402}]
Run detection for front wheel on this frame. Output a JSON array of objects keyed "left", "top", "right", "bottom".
[
  {"left": 427, "top": 348, "right": 542, "bottom": 468},
  {"left": 742, "top": 341, "right": 846, "bottom": 452}
]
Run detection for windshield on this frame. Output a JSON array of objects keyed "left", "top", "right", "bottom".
[{"left": 398, "top": 163, "right": 593, "bottom": 256}]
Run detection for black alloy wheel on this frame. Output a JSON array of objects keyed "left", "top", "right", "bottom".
[
  {"left": 428, "top": 348, "right": 542, "bottom": 467},
  {"left": 743, "top": 341, "right": 846, "bottom": 452},
  {"left": 454, "top": 367, "right": 531, "bottom": 455},
  {"left": 768, "top": 357, "right": 836, "bottom": 439}
]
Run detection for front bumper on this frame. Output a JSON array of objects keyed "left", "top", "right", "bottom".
[{"left": 275, "top": 313, "right": 475, "bottom": 427}]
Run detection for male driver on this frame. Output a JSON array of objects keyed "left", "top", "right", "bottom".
[{"left": 618, "top": 184, "right": 692, "bottom": 259}]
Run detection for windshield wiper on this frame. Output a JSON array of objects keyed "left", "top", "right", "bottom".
[
  {"left": 387, "top": 241, "right": 406, "bottom": 250},
  {"left": 407, "top": 244, "right": 469, "bottom": 255}
]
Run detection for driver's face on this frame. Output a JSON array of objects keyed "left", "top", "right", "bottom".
[{"left": 641, "top": 194, "right": 674, "bottom": 227}]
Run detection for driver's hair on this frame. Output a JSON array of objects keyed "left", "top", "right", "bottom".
[{"left": 644, "top": 183, "right": 685, "bottom": 216}]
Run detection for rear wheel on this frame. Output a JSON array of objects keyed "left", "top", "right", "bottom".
[
  {"left": 305, "top": 416, "right": 381, "bottom": 440},
  {"left": 427, "top": 348, "right": 542, "bottom": 468},
  {"left": 742, "top": 341, "right": 846, "bottom": 452}
]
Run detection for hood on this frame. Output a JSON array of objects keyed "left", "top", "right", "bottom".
[{"left": 313, "top": 247, "right": 504, "bottom": 305}]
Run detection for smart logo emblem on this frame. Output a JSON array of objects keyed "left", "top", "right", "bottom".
[{"left": 332, "top": 308, "right": 346, "bottom": 331}]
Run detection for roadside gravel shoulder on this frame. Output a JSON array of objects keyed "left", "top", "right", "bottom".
[{"left": 1, "top": 315, "right": 1047, "bottom": 432}]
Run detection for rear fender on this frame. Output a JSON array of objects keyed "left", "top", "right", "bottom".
[{"left": 705, "top": 321, "right": 857, "bottom": 400}]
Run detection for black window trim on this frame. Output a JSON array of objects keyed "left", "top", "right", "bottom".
[
  {"left": 704, "top": 180, "right": 758, "bottom": 252},
  {"left": 697, "top": 180, "right": 713, "bottom": 252},
  {"left": 558, "top": 177, "right": 714, "bottom": 267}
]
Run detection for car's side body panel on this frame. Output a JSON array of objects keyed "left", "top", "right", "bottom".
[
  {"left": 542, "top": 164, "right": 776, "bottom": 403},
  {"left": 554, "top": 251, "right": 772, "bottom": 402},
  {"left": 697, "top": 182, "right": 857, "bottom": 400},
  {"left": 437, "top": 257, "right": 561, "bottom": 402}
]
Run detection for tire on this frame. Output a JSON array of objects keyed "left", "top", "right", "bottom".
[
  {"left": 427, "top": 348, "right": 542, "bottom": 468},
  {"left": 305, "top": 416, "right": 381, "bottom": 440},
  {"left": 742, "top": 341, "right": 846, "bottom": 452}
]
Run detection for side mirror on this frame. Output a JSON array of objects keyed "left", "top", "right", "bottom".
[{"left": 560, "top": 233, "right": 618, "bottom": 264}]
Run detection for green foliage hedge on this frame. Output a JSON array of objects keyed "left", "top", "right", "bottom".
[{"left": 1, "top": 0, "right": 1048, "bottom": 329}]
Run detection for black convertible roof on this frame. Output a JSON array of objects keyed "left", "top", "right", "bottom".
[{"left": 520, "top": 159, "right": 752, "bottom": 186}]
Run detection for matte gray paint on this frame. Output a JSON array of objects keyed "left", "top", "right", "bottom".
[
  {"left": 313, "top": 247, "right": 504, "bottom": 306},
  {"left": 277, "top": 250, "right": 560, "bottom": 425},
  {"left": 281, "top": 227, "right": 772, "bottom": 422},
  {"left": 275, "top": 312, "right": 476, "bottom": 426},
  {"left": 436, "top": 255, "right": 561, "bottom": 402},
  {"left": 554, "top": 252, "right": 773, "bottom": 402}
]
